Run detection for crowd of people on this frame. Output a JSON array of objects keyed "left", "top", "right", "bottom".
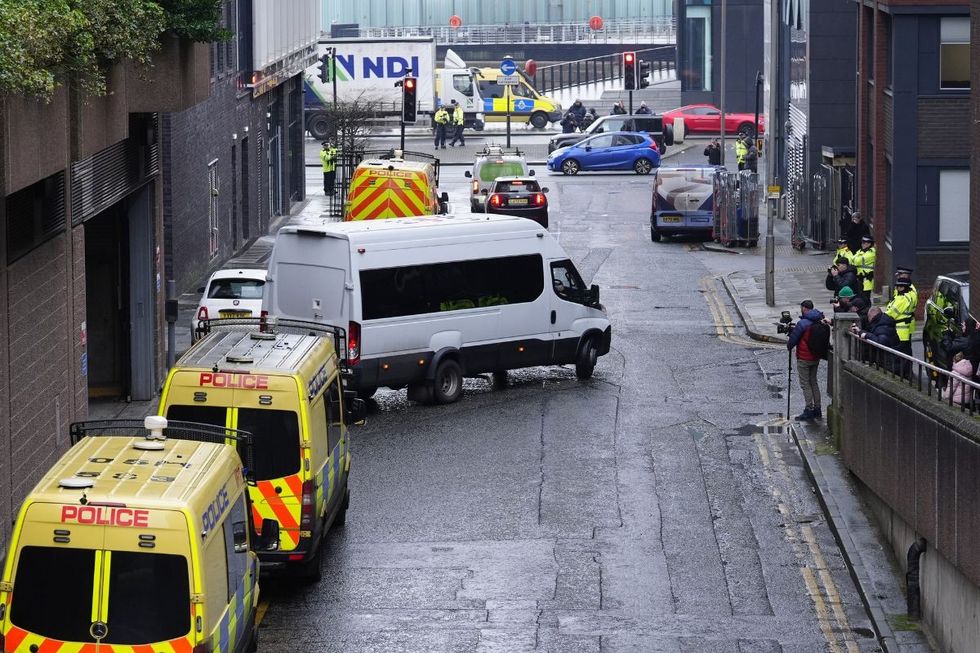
[
  {"left": 558, "top": 99, "right": 652, "bottom": 134},
  {"left": 786, "top": 210, "right": 977, "bottom": 419},
  {"left": 702, "top": 134, "right": 758, "bottom": 172}
]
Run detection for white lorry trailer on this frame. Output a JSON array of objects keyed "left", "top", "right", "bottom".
[{"left": 304, "top": 37, "right": 484, "bottom": 139}]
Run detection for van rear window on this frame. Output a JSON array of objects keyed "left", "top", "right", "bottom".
[
  {"left": 360, "top": 255, "right": 544, "bottom": 320},
  {"left": 11, "top": 547, "right": 96, "bottom": 641},
  {"left": 479, "top": 162, "right": 526, "bottom": 182},
  {"left": 166, "top": 404, "right": 227, "bottom": 427},
  {"left": 237, "top": 409, "right": 300, "bottom": 481},
  {"left": 103, "top": 551, "right": 189, "bottom": 644}
]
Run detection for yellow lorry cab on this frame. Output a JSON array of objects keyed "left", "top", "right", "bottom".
[
  {"left": 476, "top": 68, "right": 562, "bottom": 129},
  {"left": 345, "top": 155, "right": 449, "bottom": 221},
  {"left": 160, "top": 318, "right": 365, "bottom": 580},
  {"left": 0, "top": 415, "right": 277, "bottom": 653}
]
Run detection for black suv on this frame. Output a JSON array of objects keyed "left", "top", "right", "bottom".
[
  {"left": 924, "top": 272, "right": 971, "bottom": 372},
  {"left": 548, "top": 115, "right": 672, "bottom": 154}
]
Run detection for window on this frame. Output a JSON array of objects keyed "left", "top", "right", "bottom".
[
  {"left": 5, "top": 171, "right": 65, "bottom": 263},
  {"left": 939, "top": 169, "right": 969, "bottom": 241},
  {"left": 11, "top": 547, "right": 96, "bottom": 641},
  {"left": 583, "top": 135, "right": 614, "bottom": 149},
  {"left": 551, "top": 260, "right": 589, "bottom": 304},
  {"left": 166, "top": 405, "right": 227, "bottom": 428},
  {"left": 325, "top": 378, "right": 343, "bottom": 454},
  {"left": 479, "top": 80, "right": 503, "bottom": 99},
  {"left": 493, "top": 180, "right": 541, "bottom": 194},
  {"left": 453, "top": 75, "right": 473, "bottom": 96},
  {"left": 236, "top": 408, "right": 301, "bottom": 480},
  {"left": 104, "top": 552, "right": 190, "bottom": 644},
  {"left": 223, "top": 496, "right": 249, "bottom": 600},
  {"left": 516, "top": 82, "right": 536, "bottom": 99},
  {"left": 612, "top": 134, "right": 641, "bottom": 147},
  {"left": 940, "top": 17, "right": 969, "bottom": 89},
  {"left": 360, "top": 255, "right": 544, "bottom": 320},
  {"left": 208, "top": 160, "right": 219, "bottom": 259},
  {"left": 207, "top": 278, "right": 265, "bottom": 300},
  {"left": 478, "top": 161, "right": 526, "bottom": 182},
  {"left": 595, "top": 118, "right": 624, "bottom": 133}
]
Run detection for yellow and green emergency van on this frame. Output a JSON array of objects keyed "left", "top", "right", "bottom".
[
  {"left": 159, "top": 319, "right": 365, "bottom": 580},
  {"left": 0, "top": 415, "right": 276, "bottom": 653},
  {"left": 476, "top": 68, "right": 562, "bottom": 129},
  {"left": 345, "top": 154, "right": 449, "bottom": 221}
]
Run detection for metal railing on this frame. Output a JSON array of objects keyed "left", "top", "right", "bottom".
[
  {"left": 844, "top": 331, "right": 980, "bottom": 416},
  {"left": 532, "top": 46, "right": 675, "bottom": 95},
  {"left": 353, "top": 18, "right": 677, "bottom": 45}
]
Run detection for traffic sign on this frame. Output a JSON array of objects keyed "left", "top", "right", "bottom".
[
  {"left": 500, "top": 58, "right": 517, "bottom": 75},
  {"left": 496, "top": 75, "right": 519, "bottom": 85}
]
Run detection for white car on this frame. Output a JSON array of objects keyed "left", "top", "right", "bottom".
[{"left": 192, "top": 268, "right": 267, "bottom": 340}]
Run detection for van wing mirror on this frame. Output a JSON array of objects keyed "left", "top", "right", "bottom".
[
  {"left": 464, "top": 170, "right": 472, "bottom": 178},
  {"left": 542, "top": 187, "right": 550, "bottom": 193},
  {"left": 529, "top": 170, "right": 535, "bottom": 176},
  {"left": 440, "top": 191, "right": 449, "bottom": 202},
  {"left": 590, "top": 284, "right": 600, "bottom": 306},
  {"left": 259, "top": 519, "right": 280, "bottom": 551}
]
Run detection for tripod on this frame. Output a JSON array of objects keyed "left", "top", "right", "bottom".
[{"left": 786, "top": 348, "right": 793, "bottom": 419}]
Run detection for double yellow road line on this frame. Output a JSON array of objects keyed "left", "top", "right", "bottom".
[{"left": 699, "top": 276, "right": 781, "bottom": 350}]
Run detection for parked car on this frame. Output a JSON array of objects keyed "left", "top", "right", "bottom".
[
  {"left": 547, "top": 132, "right": 661, "bottom": 176},
  {"left": 465, "top": 146, "right": 533, "bottom": 212},
  {"left": 192, "top": 268, "right": 266, "bottom": 340},
  {"left": 484, "top": 177, "right": 550, "bottom": 228},
  {"left": 548, "top": 114, "right": 670, "bottom": 154},
  {"left": 662, "top": 104, "right": 765, "bottom": 137},
  {"left": 924, "top": 272, "right": 971, "bottom": 373}
]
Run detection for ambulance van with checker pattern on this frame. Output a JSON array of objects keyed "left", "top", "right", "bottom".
[
  {"left": 0, "top": 415, "right": 279, "bottom": 653},
  {"left": 159, "top": 321, "right": 366, "bottom": 580}
]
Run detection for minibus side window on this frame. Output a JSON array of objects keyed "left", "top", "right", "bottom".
[
  {"left": 237, "top": 409, "right": 301, "bottom": 481},
  {"left": 325, "top": 378, "right": 343, "bottom": 454},
  {"left": 10, "top": 547, "right": 95, "bottom": 641},
  {"left": 223, "top": 496, "right": 249, "bottom": 601},
  {"left": 104, "top": 552, "right": 190, "bottom": 644},
  {"left": 550, "top": 260, "right": 589, "bottom": 305}
]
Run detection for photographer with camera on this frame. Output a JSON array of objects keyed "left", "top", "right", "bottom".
[
  {"left": 785, "top": 300, "right": 830, "bottom": 422},
  {"left": 825, "top": 257, "right": 860, "bottom": 298}
]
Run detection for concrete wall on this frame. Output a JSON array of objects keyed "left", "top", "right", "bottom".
[
  {"left": 835, "top": 346, "right": 980, "bottom": 653},
  {"left": 972, "top": 0, "right": 980, "bottom": 320}
]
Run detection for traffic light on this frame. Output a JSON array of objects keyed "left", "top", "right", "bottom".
[
  {"left": 402, "top": 76, "right": 417, "bottom": 123},
  {"left": 623, "top": 52, "right": 636, "bottom": 90},
  {"left": 638, "top": 59, "right": 651, "bottom": 89},
  {"left": 317, "top": 53, "right": 330, "bottom": 84}
]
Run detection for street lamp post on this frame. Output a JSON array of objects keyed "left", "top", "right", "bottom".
[{"left": 719, "top": 0, "right": 727, "bottom": 165}]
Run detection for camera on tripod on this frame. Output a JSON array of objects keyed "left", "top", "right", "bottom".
[{"left": 775, "top": 310, "right": 795, "bottom": 335}]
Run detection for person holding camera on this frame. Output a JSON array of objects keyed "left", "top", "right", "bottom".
[
  {"left": 825, "top": 257, "right": 860, "bottom": 298},
  {"left": 786, "top": 300, "right": 829, "bottom": 421}
]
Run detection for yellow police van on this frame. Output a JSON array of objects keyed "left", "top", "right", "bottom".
[
  {"left": 345, "top": 153, "right": 449, "bottom": 221},
  {"left": 0, "top": 415, "right": 277, "bottom": 653},
  {"left": 477, "top": 68, "right": 562, "bottom": 129},
  {"left": 161, "top": 318, "right": 366, "bottom": 580}
]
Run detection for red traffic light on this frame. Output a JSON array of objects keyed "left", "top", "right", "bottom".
[
  {"left": 624, "top": 52, "right": 635, "bottom": 63},
  {"left": 405, "top": 78, "right": 415, "bottom": 89}
]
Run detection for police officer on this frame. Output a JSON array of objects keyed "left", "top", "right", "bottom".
[
  {"left": 834, "top": 236, "right": 854, "bottom": 266},
  {"left": 735, "top": 135, "right": 748, "bottom": 171},
  {"left": 433, "top": 106, "right": 450, "bottom": 150},
  {"left": 885, "top": 268, "right": 918, "bottom": 364},
  {"left": 320, "top": 140, "right": 337, "bottom": 196},
  {"left": 851, "top": 235, "right": 876, "bottom": 302},
  {"left": 449, "top": 100, "right": 466, "bottom": 147}
]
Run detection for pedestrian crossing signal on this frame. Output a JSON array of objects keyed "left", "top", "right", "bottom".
[
  {"left": 623, "top": 52, "right": 636, "bottom": 91},
  {"left": 638, "top": 59, "right": 651, "bottom": 89},
  {"left": 402, "top": 77, "right": 417, "bottom": 123}
]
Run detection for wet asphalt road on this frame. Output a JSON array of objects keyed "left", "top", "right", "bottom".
[{"left": 257, "top": 161, "right": 880, "bottom": 651}]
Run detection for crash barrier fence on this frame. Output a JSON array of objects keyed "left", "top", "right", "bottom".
[
  {"left": 790, "top": 160, "right": 855, "bottom": 251},
  {"left": 356, "top": 18, "right": 677, "bottom": 46},
  {"left": 844, "top": 330, "right": 980, "bottom": 416},
  {"left": 713, "top": 170, "right": 760, "bottom": 247},
  {"left": 532, "top": 46, "right": 675, "bottom": 96}
]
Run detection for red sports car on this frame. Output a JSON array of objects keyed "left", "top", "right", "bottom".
[{"left": 662, "top": 104, "right": 765, "bottom": 136}]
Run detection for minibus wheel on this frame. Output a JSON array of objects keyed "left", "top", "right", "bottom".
[
  {"left": 433, "top": 359, "right": 463, "bottom": 404},
  {"left": 335, "top": 488, "right": 350, "bottom": 526},
  {"left": 301, "top": 541, "right": 323, "bottom": 583},
  {"left": 575, "top": 338, "right": 598, "bottom": 380}
]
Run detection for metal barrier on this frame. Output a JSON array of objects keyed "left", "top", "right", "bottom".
[
  {"left": 713, "top": 170, "right": 760, "bottom": 247},
  {"left": 845, "top": 330, "right": 980, "bottom": 416},
  {"left": 532, "top": 46, "right": 675, "bottom": 95},
  {"left": 357, "top": 18, "right": 677, "bottom": 46}
]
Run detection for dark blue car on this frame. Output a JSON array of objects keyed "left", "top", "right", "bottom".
[{"left": 547, "top": 131, "right": 661, "bottom": 176}]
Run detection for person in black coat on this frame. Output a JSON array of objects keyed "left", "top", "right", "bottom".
[
  {"left": 568, "top": 99, "right": 586, "bottom": 123},
  {"left": 825, "top": 258, "right": 861, "bottom": 297},
  {"left": 853, "top": 307, "right": 900, "bottom": 370},
  {"left": 704, "top": 139, "right": 721, "bottom": 165},
  {"left": 845, "top": 210, "right": 872, "bottom": 254}
]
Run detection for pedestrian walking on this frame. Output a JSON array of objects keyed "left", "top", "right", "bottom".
[
  {"left": 636, "top": 101, "right": 652, "bottom": 115},
  {"left": 449, "top": 100, "right": 466, "bottom": 147},
  {"left": 851, "top": 235, "right": 876, "bottom": 302},
  {"left": 320, "top": 140, "right": 337, "bottom": 196},
  {"left": 825, "top": 257, "right": 860, "bottom": 298},
  {"left": 735, "top": 135, "right": 748, "bottom": 171},
  {"left": 704, "top": 139, "right": 721, "bottom": 165},
  {"left": 611, "top": 101, "right": 627, "bottom": 115},
  {"left": 845, "top": 210, "right": 872, "bottom": 255},
  {"left": 745, "top": 144, "right": 758, "bottom": 173},
  {"left": 433, "top": 106, "right": 450, "bottom": 150},
  {"left": 787, "top": 300, "right": 829, "bottom": 421}
]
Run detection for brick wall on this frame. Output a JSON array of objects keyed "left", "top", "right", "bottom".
[
  {"left": 918, "top": 97, "right": 971, "bottom": 158},
  {"left": 971, "top": 1, "right": 980, "bottom": 319}
]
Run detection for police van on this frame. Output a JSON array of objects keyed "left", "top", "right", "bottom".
[
  {"left": 262, "top": 215, "right": 612, "bottom": 404},
  {"left": 476, "top": 68, "right": 562, "bottom": 129},
  {"left": 160, "top": 319, "right": 366, "bottom": 580},
  {"left": 345, "top": 152, "right": 449, "bottom": 221},
  {"left": 0, "top": 416, "right": 277, "bottom": 653}
]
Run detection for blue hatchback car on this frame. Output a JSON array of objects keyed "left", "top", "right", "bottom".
[{"left": 547, "top": 131, "right": 662, "bottom": 176}]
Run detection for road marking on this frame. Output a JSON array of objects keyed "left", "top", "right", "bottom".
[
  {"left": 256, "top": 598, "right": 271, "bottom": 627},
  {"left": 699, "top": 276, "right": 781, "bottom": 349}
]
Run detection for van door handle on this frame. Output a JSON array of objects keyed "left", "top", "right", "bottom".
[{"left": 550, "top": 310, "right": 556, "bottom": 324}]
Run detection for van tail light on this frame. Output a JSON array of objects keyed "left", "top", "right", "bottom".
[
  {"left": 533, "top": 193, "right": 546, "bottom": 206},
  {"left": 196, "top": 306, "right": 209, "bottom": 322},
  {"left": 192, "top": 643, "right": 212, "bottom": 653},
  {"left": 300, "top": 479, "right": 315, "bottom": 530},
  {"left": 489, "top": 194, "right": 502, "bottom": 207},
  {"left": 471, "top": 180, "right": 479, "bottom": 194},
  {"left": 259, "top": 309, "right": 269, "bottom": 332},
  {"left": 348, "top": 321, "right": 361, "bottom": 365}
]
